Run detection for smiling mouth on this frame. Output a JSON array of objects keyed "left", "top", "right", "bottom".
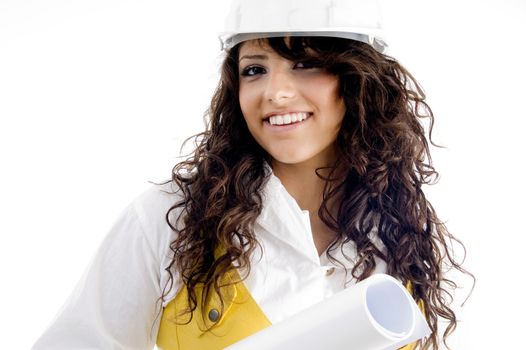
[{"left": 264, "top": 112, "right": 311, "bottom": 126}]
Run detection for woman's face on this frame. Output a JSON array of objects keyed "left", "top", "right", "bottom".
[{"left": 238, "top": 40, "right": 346, "bottom": 169}]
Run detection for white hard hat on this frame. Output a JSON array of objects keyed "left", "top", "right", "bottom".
[{"left": 219, "top": 0, "right": 387, "bottom": 53}]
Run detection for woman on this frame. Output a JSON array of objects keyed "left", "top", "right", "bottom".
[{"left": 33, "top": 1, "right": 471, "bottom": 349}]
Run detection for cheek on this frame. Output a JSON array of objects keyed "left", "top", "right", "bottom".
[
  {"left": 305, "top": 74, "right": 340, "bottom": 98},
  {"left": 308, "top": 75, "right": 345, "bottom": 117},
  {"left": 238, "top": 84, "right": 259, "bottom": 122},
  {"left": 327, "top": 81, "right": 345, "bottom": 116}
]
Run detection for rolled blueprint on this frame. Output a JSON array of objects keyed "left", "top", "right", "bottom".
[{"left": 225, "top": 274, "right": 430, "bottom": 350}]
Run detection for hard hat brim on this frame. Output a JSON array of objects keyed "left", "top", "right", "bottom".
[{"left": 218, "top": 30, "right": 387, "bottom": 53}]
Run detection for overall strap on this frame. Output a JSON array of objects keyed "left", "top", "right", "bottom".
[{"left": 156, "top": 268, "right": 271, "bottom": 350}]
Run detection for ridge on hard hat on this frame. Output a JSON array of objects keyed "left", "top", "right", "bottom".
[{"left": 219, "top": 0, "right": 387, "bottom": 53}]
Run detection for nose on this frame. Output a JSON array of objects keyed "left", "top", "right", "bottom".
[{"left": 263, "top": 69, "right": 296, "bottom": 104}]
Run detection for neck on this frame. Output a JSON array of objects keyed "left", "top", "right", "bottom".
[
  {"left": 271, "top": 158, "right": 343, "bottom": 256},
  {"left": 271, "top": 157, "right": 340, "bottom": 214}
]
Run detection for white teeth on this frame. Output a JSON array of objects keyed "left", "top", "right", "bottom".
[{"left": 268, "top": 112, "right": 309, "bottom": 126}]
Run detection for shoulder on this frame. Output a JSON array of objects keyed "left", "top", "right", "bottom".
[
  {"left": 30, "top": 182, "right": 185, "bottom": 349},
  {"left": 126, "top": 181, "right": 183, "bottom": 258},
  {"left": 130, "top": 181, "right": 182, "bottom": 227},
  {"left": 120, "top": 181, "right": 186, "bottom": 304}
]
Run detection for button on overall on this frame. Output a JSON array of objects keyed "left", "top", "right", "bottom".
[{"left": 208, "top": 309, "right": 221, "bottom": 323}]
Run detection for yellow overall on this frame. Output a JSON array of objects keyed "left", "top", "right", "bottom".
[{"left": 156, "top": 271, "right": 422, "bottom": 350}]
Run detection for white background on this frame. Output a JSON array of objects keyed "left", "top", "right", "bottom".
[{"left": 1, "top": 0, "right": 524, "bottom": 348}]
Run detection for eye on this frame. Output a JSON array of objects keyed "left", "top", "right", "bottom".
[
  {"left": 240, "top": 65, "right": 266, "bottom": 77},
  {"left": 294, "top": 60, "right": 323, "bottom": 70}
]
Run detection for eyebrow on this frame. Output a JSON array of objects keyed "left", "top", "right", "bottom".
[{"left": 239, "top": 54, "right": 268, "bottom": 62}]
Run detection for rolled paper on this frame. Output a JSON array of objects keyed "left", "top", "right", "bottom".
[{"left": 225, "top": 274, "right": 430, "bottom": 350}]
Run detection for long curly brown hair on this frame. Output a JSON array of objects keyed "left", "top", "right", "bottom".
[{"left": 163, "top": 37, "right": 472, "bottom": 349}]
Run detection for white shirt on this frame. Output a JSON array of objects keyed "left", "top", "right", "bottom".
[{"left": 32, "top": 173, "right": 386, "bottom": 350}]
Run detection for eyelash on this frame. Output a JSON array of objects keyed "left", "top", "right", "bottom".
[
  {"left": 241, "top": 65, "right": 265, "bottom": 77},
  {"left": 240, "top": 60, "right": 322, "bottom": 77}
]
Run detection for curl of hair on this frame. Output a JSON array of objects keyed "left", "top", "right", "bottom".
[{"left": 163, "top": 37, "right": 473, "bottom": 350}]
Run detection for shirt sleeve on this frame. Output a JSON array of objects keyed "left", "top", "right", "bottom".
[{"left": 32, "top": 202, "right": 165, "bottom": 350}]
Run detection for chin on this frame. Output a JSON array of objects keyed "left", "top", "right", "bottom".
[
  {"left": 268, "top": 145, "right": 338, "bottom": 168},
  {"left": 270, "top": 152, "right": 312, "bottom": 166}
]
